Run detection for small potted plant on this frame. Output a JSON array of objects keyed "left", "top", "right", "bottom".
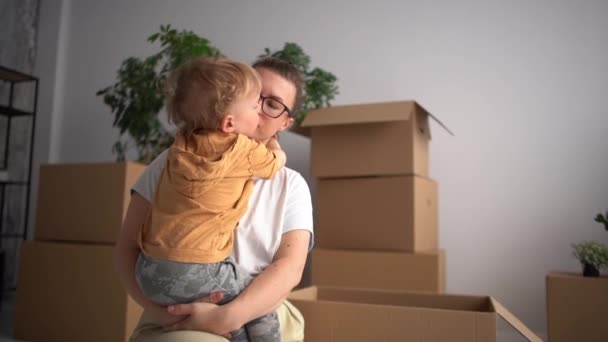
[{"left": 572, "top": 240, "right": 608, "bottom": 277}]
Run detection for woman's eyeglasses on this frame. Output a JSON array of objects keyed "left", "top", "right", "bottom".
[{"left": 259, "top": 95, "right": 292, "bottom": 118}]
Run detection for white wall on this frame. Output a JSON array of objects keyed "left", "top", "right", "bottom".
[
  {"left": 37, "top": 0, "right": 608, "bottom": 337},
  {"left": 29, "top": 0, "right": 70, "bottom": 240}
]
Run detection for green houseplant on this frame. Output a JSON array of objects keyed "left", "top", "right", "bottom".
[
  {"left": 571, "top": 211, "right": 608, "bottom": 277},
  {"left": 96, "top": 25, "right": 221, "bottom": 163},
  {"left": 97, "top": 25, "right": 338, "bottom": 163},
  {"left": 572, "top": 241, "right": 608, "bottom": 277}
]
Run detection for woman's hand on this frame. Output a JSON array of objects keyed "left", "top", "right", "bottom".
[
  {"left": 164, "top": 292, "right": 238, "bottom": 339},
  {"left": 154, "top": 309, "right": 187, "bottom": 328}
]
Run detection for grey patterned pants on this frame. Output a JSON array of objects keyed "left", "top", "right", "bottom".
[{"left": 135, "top": 254, "right": 280, "bottom": 342}]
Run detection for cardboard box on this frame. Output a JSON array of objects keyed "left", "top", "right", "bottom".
[
  {"left": 546, "top": 272, "right": 608, "bottom": 341},
  {"left": 35, "top": 161, "right": 146, "bottom": 243},
  {"left": 288, "top": 286, "right": 541, "bottom": 342},
  {"left": 312, "top": 249, "right": 445, "bottom": 293},
  {"left": 14, "top": 240, "right": 143, "bottom": 342},
  {"left": 301, "top": 100, "right": 450, "bottom": 178},
  {"left": 316, "top": 175, "right": 437, "bottom": 252}
]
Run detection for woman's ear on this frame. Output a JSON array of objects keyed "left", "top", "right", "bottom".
[
  {"left": 279, "top": 116, "right": 295, "bottom": 131},
  {"left": 220, "top": 115, "right": 237, "bottom": 133}
]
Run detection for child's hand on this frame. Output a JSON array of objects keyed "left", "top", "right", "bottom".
[
  {"left": 266, "top": 135, "right": 286, "bottom": 169},
  {"left": 266, "top": 136, "right": 282, "bottom": 150}
]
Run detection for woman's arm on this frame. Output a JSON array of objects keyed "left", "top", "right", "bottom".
[
  {"left": 114, "top": 192, "right": 185, "bottom": 325},
  {"left": 166, "top": 229, "right": 311, "bottom": 334},
  {"left": 228, "top": 229, "right": 309, "bottom": 317}
]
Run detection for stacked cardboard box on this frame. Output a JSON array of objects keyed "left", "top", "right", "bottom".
[
  {"left": 14, "top": 162, "right": 146, "bottom": 342},
  {"left": 303, "top": 100, "right": 445, "bottom": 293},
  {"left": 291, "top": 100, "right": 541, "bottom": 341}
]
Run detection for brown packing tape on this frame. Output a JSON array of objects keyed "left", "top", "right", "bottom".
[{"left": 490, "top": 298, "right": 542, "bottom": 342}]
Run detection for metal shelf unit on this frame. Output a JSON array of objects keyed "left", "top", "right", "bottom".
[{"left": 0, "top": 66, "right": 38, "bottom": 304}]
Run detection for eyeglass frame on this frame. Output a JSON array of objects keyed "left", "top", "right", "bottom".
[{"left": 259, "top": 95, "right": 293, "bottom": 119}]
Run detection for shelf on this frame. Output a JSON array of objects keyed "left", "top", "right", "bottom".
[
  {"left": 0, "top": 105, "right": 34, "bottom": 117},
  {"left": 0, "top": 66, "right": 37, "bottom": 82},
  {"left": 0, "top": 181, "right": 28, "bottom": 186},
  {"left": 0, "top": 234, "right": 25, "bottom": 239},
  {"left": 0, "top": 64, "right": 37, "bottom": 294}
]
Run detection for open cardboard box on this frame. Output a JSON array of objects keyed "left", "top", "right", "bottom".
[
  {"left": 288, "top": 286, "right": 541, "bottom": 342},
  {"left": 301, "top": 100, "right": 452, "bottom": 178}
]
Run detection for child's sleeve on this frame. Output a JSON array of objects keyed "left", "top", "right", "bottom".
[{"left": 244, "top": 137, "right": 285, "bottom": 179}]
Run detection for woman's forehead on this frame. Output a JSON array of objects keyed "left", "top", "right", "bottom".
[{"left": 256, "top": 68, "right": 296, "bottom": 106}]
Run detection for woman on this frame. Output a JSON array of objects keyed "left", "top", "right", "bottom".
[{"left": 114, "top": 57, "right": 313, "bottom": 342}]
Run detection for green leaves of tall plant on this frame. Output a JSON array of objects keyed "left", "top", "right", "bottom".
[
  {"left": 260, "top": 43, "right": 339, "bottom": 125},
  {"left": 96, "top": 25, "right": 221, "bottom": 163}
]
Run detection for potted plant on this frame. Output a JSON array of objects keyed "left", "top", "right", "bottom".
[
  {"left": 571, "top": 240, "right": 608, "bottom": 277},
  {"left": 97, "top": 25, "right": 338, "bottom": 163},
  {"left": 96, "top": 25, "right": 221, "bottom": 163},
  {"left": 547, "top": 210, "right": 608, "bottom": 340}
]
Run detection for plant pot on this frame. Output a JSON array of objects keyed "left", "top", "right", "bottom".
[{"left": 582, "top": 263, "right": 600, "bottom": 277}]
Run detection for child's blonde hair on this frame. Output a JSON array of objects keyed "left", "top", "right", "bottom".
[{"left": 165, "top": 57, "right": 262, "bottom": 135}]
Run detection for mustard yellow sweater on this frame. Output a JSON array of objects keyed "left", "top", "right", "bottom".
[{"left": 138, "top": 131, "right": 283, "bottom": 263}]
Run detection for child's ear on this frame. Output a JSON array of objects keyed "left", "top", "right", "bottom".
[{"left": 220, "top": 115, "right": 236, "bottom": 133}]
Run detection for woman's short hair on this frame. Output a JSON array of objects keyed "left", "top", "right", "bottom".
[{"left": 252, "top": 57, "right": 304, "bottom": 119}]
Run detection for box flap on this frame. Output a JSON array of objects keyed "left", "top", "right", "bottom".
[
  {"left": 302, "top": 100, "right": 455, "bottom": 136},
  {"left": 424, "top": 109, "right": 455, "bottom": 136},
  {"left": 302, "top": 101, "right": 416, "bottom": 127},
  {"left": 490, "top": 298, "right": 542, "bottom": 342},
  {"left": 289, "top": 286, "right": 318, "bottom": 300}
]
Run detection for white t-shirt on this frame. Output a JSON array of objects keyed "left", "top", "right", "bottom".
[{"left": 132, "top": 150, "right": 314, "bottom": 276}]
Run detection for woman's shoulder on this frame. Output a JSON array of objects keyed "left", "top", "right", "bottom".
[
  {"left": 277, "top": 167, "right": 311, "bottom": 195},
  {"left": 131, "top": 149, "right": 169, "bottom": 202},
  {"left": 149, "top": 149, "right": 169, "bottom": 168},
  {"left": 282, "top": 167, "right": 306, "bottom": 182}
]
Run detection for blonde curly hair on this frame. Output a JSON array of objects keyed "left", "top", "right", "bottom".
[{"left": 165, "top": 57, "right": 261, "bottom": 136}]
